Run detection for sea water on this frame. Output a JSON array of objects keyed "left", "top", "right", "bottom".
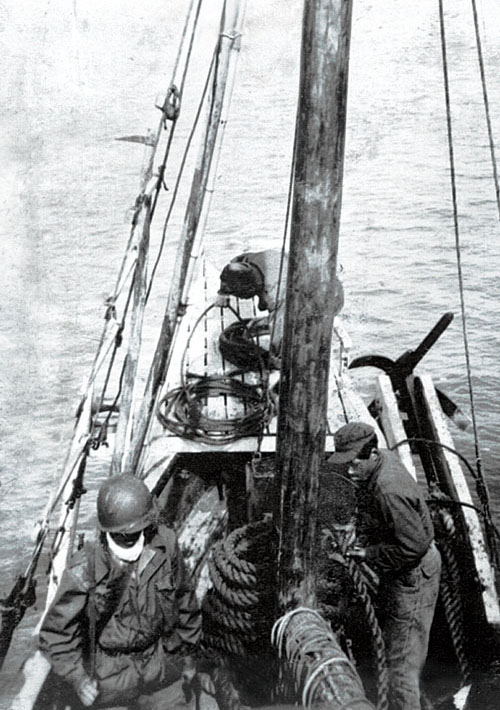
[{"left": 1, "top": 0, "right": 500, "bottom": 703}]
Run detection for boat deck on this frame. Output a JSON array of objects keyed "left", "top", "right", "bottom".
[{"left": 142, "top": 254, "right": 380, "bottom": 473}]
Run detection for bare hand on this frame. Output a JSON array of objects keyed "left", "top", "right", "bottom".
[
  {"left": 76, "top": 676, "right": 99, "bottom": 707},
  {"left": 198, "top": 672, "right": 216, "bottom": 696}
]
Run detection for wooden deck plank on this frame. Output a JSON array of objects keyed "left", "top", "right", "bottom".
[{"left": 143, "top": 255, "right": 352, "bottom": 456}]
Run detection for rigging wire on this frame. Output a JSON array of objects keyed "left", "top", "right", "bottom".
[
  {"left": 469, "top": 0, "right": 500, "bottom": 225},
  {"left": 145, "top": 42, "right": 219, "bottom": 302},
  {"left": 0, "top": 5, "right": 209, "bottom": 648},
  {"left": 268, "top": 77, "right": 301, "bottom": 357},
  {"left": 157, "top": 304, "right": 271, "bottom": 444},
  {"left": 437, "top": 0, "right": 496, "bottom": 536},
  {"left": 148, "top": 0, "right": 205, "bottom": 221}
]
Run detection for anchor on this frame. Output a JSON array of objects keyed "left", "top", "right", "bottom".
[{"left": 349, "top": 312, "right": 470, "bottom": 431}]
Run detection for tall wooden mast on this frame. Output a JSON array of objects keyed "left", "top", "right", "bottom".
[{"left": 274, "top": 0, "right": 353, "bottom": 609}]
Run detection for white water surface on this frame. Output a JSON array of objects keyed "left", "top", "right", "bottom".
[{"left": 1, "top": 0, "right": 500, "bottom": 702}]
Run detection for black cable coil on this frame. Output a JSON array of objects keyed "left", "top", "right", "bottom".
[
  {"left": 219, "top": 319, "right": 277, "bottom": 371},
  {"left": 157, "top": 375, "right": 271, "bottom": 444}
]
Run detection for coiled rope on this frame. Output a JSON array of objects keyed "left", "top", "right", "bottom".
[
  {"left": 271, "top": 607, "right": 374, "bottom": 710},
  {"left": 203, "top": 520, "right": 276, "bottom": 657},
  {"left": 157, "top": 305, "right": 272, "bottom": 443}
]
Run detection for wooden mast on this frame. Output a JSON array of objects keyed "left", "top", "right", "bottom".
[{"left": 274, "top": 0, "right": 353, "bottom": 609}]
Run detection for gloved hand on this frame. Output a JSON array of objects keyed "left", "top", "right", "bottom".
[{"left": 75, "top": 675, "right": 99, "bottom": 707}]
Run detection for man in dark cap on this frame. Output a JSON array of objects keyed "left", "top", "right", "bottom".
[
  {"left": 328, "top": 422, "right": 441, "bottom": 710},
  {"left": 216, "top": 249, "right": 344, "bottom": 360}
]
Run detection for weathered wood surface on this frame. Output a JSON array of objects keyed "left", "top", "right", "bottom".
[
  {"left": 416, "top": 373, "right": 500, "bottom": 630},
  {"left": 375, "top": 373, "right": 417, "bottom": 479},
  {"left": 112, "top": 199, "right": 151, "bottom": 475},
  {"left": 140, "top": 257, "right": 376, "bottom": 473},
  {"left": 274, "top": 0, "right": 353, "bottom": 610}
]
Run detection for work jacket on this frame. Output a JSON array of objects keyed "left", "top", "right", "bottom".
[
  {"left": 356, "top": 450, "right": 434, "bottom": 575},
  {"left": 39, "top": 526, "right": 201, "bottom": 693}
]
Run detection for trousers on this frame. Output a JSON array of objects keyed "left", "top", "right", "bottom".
[{"left": 381, "top": 542, "right": 442, "bottom": 710}]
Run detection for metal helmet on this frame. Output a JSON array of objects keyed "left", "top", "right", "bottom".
[
  {"left": 97, "top": 475, "right": 155, "bottom": 533},
  {"left": 219, "top": 260, "right": 262, "bottom": 299}
]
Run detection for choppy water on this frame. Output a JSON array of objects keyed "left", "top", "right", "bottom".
[{"left": 1, "top": 0, "right": 500, "bottom": 703}]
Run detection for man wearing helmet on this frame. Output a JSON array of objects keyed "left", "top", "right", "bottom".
[
  {"left": 216, "top": 249, "right": 345, "bottom": 361},
  {"left": 39, "top": 475, "right": 207, "bottom": 709}
]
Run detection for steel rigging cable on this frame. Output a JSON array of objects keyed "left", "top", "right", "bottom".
[
  {"left": 157, "top": 305, "right": 272, "bottom": 444},
  {"left": 438, "top": 0, "right": 499, "bottom": 567}
]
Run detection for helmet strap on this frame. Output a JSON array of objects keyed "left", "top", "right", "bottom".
[{"left": 106, "top": 531, "right": 145, "bottom": 562}]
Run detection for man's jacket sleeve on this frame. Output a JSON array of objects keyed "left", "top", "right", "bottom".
[
  {"left": 166, "top": 535, "right": 201, "bottom": 652},
  {"left": 38, "top": 552, "right": 89, "bottom": 686},
  {"left": 364, "top": 491, "right": 431, "bottom": 573}
]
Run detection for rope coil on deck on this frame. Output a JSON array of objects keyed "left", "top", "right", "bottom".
[
  {"left": 202, "top": 519, "right": 278, "bottom": 699},
  {"left": 272, "top": 608, "right": 374, "bottom": 710}
]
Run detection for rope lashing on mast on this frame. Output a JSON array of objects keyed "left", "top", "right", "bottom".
[
  {"left": 149, "top": 0, "right": 204, "bottom": 219},
  {"left": 438, "top": 0, "right": 498, "bottom": 563},
  {"left": 271, "top": 608, "right": 374, "bottom": 710},
  {"left": 157, "top": 305, "right": 272, "bottom": 443}
]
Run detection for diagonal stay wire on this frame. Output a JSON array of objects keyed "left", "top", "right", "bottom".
[
  {"left": 146, "top": 42, "right": 219, "bottom": 303},
  {"left": 437, "top": 1, "right": 489, "bottom": 507},
  {"left": 149, "top": 0, "right": 205, "bottom": 220},
  {"left": 469, "top": 0, "right": 500, "bottom": 226}
]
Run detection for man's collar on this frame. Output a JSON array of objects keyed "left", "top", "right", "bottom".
[
  {"left": 94, "top": 528, "right": 168, "bottom": 581},
  {"left": 365, "top": 450, "right": 383, "bottom": 491}
]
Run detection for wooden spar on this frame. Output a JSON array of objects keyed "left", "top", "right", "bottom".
[
  {"left": 274, "top": 0, "right": 353, "bottom": 609},
  {"left": 130, "top": 0, "right": 247, "bottom": 476},
  {"left": 111, "top": 199, "right": 151, "bottom": 475}
]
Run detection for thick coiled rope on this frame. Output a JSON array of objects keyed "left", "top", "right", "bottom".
[
  {"left": 203, "top": 520, "right": 278, "bottom": 701},
  {"left": 203, "top": 520, "right": 276, "bottom": 653}
]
